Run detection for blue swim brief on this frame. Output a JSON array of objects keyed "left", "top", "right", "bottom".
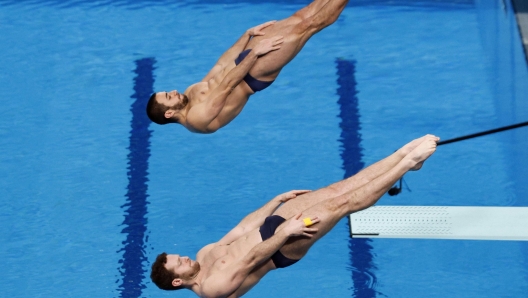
[{"left": 234, "top": 49, "right": 274, "bottom": 92}]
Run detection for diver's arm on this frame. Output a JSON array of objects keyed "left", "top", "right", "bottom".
[
  {"left": 216, "top": 195, "right": 281, "bottom": 246},
  {"left": 201, "top": 229, "right": 291, "bottom": 298},
  {"left": 218, "top": 190, "right": 310, "bottom": 244},
  {"left": 202, "top": 21, "right": 276, "bottom": 81},
  {"left": 201, "top": 31, "right": 251, "bottom": 82},
  {"left": 201, "top": 215, "right": 318, "bottom": 298},
  {"left": 245, "top": 213, "right": 319, "bottom": 262},
  {"left": 216, "top": 190, "right": 310, "bottom": 245}
]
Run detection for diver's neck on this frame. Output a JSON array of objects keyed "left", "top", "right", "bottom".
[{"left": 188, "top": 264, "right": 205, "bottom": 293}]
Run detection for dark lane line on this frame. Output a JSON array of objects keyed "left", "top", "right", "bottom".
[
  {"left": 117, "top": 58, "right": 155, "bottom": 298},
  {"left": 336, "top": 58, "right": 380, "bottom": 298}
]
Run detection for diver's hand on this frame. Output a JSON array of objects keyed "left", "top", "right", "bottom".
[
  {"left": 247, "top": 21, "right": 276, "bottom": 36},
  {"left": 282, "top": 213, "right": 319, "bottom": 238},
  {"left": 274, "top": 190, "right": 312, "bottom": 203},
  {"left": 253, "top": 35, "right": 284, "bottom": 56}
]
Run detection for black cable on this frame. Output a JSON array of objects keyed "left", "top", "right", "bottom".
[
  {"left": 437, "top": 121, "right": 528, "bottom": 146},
  {"left": 389, "top": 120, "right": 528, "bottom": 196}
]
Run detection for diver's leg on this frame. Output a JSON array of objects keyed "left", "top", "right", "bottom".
[
  {"left": 246, "top": 0, "right": 349, "bottom": 80},
  {"left": 273, "top": 135, "right": 437, "bottom": 220},
  {"left": 276, "top": 136, "right": 439, "bottom": 260}
]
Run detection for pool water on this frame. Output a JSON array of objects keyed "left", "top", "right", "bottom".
[{"left": 0, "top": 0, "right": 526, "bottom": 297}]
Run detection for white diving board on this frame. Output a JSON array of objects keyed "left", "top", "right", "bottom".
[{"left": 349, "top": 206, "right": 528, "bottom": 241}]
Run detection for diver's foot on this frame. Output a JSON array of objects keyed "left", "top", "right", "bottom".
[
  {"left": 399, "top": 135, "right": 431, "bottom": 156},
  {"left": 398, "top": 135, "right": 427, "bottom": 157},
  {"left": 404, "top": 135, "right": 439, "bottom": 171}
]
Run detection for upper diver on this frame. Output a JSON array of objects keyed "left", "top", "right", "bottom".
[{"left": 147, "top": 0, "right": 350, "bottom": 133}]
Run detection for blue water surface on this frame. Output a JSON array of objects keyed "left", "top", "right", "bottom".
[{"left": 0, "top": 0, "right": 526, "bottom": 297}]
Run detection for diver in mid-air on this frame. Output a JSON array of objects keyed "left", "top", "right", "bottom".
[{"left": 147, "top": 0, "right": 349, "bottom": 133}]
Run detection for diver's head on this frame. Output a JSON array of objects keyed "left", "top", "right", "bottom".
[
  {"left": 146, "top": 90, "right": 189, "bottom": 125},
  {"left": 150, "top": 252, "right": 201, "bottom": 291}
]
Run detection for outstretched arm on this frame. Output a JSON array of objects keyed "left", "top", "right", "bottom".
[
  {"left": 186, "top": 36, "right": 284, "bottom": 131},
  {"left": 201, "top": 214, "right": 319, "bottom": 298},
  {"left": 217, "top": 190, "right": 311, "bottom": 245},
  {"left": 202, "top": 21, "right": 276, "bottom": 82}
]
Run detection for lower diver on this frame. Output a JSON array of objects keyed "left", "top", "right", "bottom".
[{"left": 150, "top": 135, "right": 440, "bottom": 297}]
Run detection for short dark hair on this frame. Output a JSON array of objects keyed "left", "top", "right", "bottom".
[
  {"left": 150, "top": 252, "right": 182, "bottom": 291},
  {"left": 146, "top": 93, "right": 176, "bottom": 125}
]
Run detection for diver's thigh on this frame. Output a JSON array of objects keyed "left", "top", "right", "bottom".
[{"left": 273, "top": 187, "right": 338, "bottom": 219}]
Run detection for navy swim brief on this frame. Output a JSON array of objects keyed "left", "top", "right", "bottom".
[
  {"left": 259, "top": 215, "right": 299, "bottom": 268},
  {"left": 234, "top": 49, "right": 274, "bottom": 92}
]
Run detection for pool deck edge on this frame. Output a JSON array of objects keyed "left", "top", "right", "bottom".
[{"left": 512, "top": 0, "right": 528, "bottom": 62}]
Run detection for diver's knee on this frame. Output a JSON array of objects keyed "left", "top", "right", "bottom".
[
  {"left": 292, "top": 17, "right": 317, "bottom": 36},
  {"left": 325, "top": 195, "right": 349, "bottom": 212},
  {"left": 292, "top": 9, "right": 309, "bottom": 22},
  {"left": 325, "top": 185, "right": 342, "bottom": 198}
]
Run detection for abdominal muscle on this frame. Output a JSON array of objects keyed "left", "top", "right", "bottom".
[
  {"left": 209, "top": 229, "right": 276, "bottom": 297},
  {"left": 205, "top": 62, "right": 255, "bottom": 131},
  {"left": 211, "top": 85, "right": 252, "bottom": 130},
  {"left": 229, "top": 229, "right": 275, "bottom": 298}
]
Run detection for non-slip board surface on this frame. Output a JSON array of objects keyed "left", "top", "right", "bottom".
[{"left": 350, "top": 206, "right": 528, "bottom": 241}]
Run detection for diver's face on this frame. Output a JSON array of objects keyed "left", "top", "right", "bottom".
[
  {"left": 165, "top": 254, "right": 200, "bottom": 279},
  {"left": 156, "top": 90, "right": 188, "bottom": 110}
]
